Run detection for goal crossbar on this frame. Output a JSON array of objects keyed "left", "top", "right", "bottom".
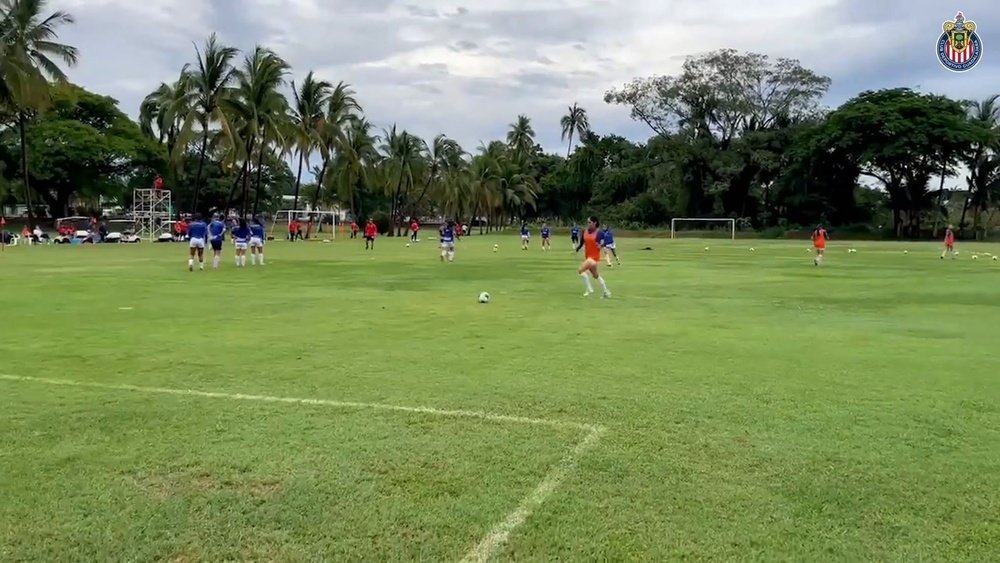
[{"left": 670, "top": 217, "right": 736, "bottom": 240}]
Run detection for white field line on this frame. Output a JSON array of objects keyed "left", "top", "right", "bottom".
[{"left": 1, "top": 374, "right": 606, "bottom": 562}]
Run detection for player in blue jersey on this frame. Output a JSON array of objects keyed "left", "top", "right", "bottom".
[
  {"left": 186, "top": 213, "right": 208, "bottom": 271},
  {"left": 232, "top": 218, "right": 251, "bottom": 268},
  {"left": 520, "top": 223, "right": 530, "bottom": 250},
  {"left": 208, "top": 214, "right": 227, "bottom": 269},
  {"left": 249, "top": 217, "right": 265, "bottom": 266},
  {"left": 570, "top": 224, "right": 580, "bottom": 246},
  {"left": 439, "top": 220, "right": 456, "bottom": 262},
  {"left": 540, "top": 223, "right": 551, "bottom": 251},
  {"left": 600, "top": 225, "right": 621, "bottom": 267}
]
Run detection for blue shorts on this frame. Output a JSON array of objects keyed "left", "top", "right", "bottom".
[{"left": 210, "top": 239, "right": 223, "bottom": 251}]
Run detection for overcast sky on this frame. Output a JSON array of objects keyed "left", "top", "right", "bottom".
[{"left": 53, "top": 0, "right": 999, "bottom": 161}]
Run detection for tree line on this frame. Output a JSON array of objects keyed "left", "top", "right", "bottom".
[{"left": 2, "top": 1, "right": 998, "bottom": 238}]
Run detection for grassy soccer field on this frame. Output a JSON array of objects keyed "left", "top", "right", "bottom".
[{"left": 1, "top": 235, "right": 999, "bottom": 561}]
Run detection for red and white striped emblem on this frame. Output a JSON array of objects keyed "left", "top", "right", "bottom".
[{"left": 946, "top": 40, "right": 975, "bottom": 63}]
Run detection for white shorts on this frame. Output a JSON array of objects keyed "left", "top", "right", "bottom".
[
  {"left": 441, "top": 242, "right": 454, "bottom": 251},
  {"left": 189, "top": 237, "right": 205, "bottom": 249},
  {"left": 604, "top": 243, "right": 616, "bottom": 250},
  {"left": 250, "top": 236, "right": 263, "bottom": 248},
  {"left": 234, "top": 241, "right": 248, "bottom": 250},
  {"left": 521, "top": 235, "right": 529, "bottom": 240}
]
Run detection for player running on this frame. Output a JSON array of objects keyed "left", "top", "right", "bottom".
[
  {"left": 541, "top": 224, "right": 551, "bottom": 251},
  {"left": 439, "top": 220, "right": 456, "bottom": 262},
  {"left": 520, "top": 223, "right": 530, "bottom": 250},
  {"left": 576, "top": 216, "right": 611, "bottom": 298},
  {"left": 601, "top": 225, "right": 621, "bottom": 267},
  {"left": 186, "top": 214, "right": 207, "bottom": 272},
  {"left": 249, "top": 217, "right": 265, "bottom": 265},
  {"left": 811, "top": 224, "right": 828, "bottom": 266},
  {"left": 208, "top": 214, "right": 226, "bottom": 269},
  {"left": 942, "top": 224, "right": 956, "bottom": 259},
  {"left": 232, "top": 218, "right": 251, "bottom": 267},
  {"left": 364, "top": 218, "right": 377, "bottom": 250},
  {"left": 570, "top": 224, "right": 580, "bottom": 247}
]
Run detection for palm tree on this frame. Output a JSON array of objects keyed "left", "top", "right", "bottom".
[
  {"left": 311, "top": 81, "right": 359, "bottom": 211},
  {"left": 411, "top": 134, "right": 462, "bottom": 219},
  {"left": 381, "top": 125, "right": 426, "bottom": 235},
  {"left": 506, "top": 114, "right": 535, "bottom": 166},
  {"left": 961, "top": 95, "right": 1000, "bottom": 236},
  {"left": 333, "top": 117, "right": 378, "bottom": 219},
  {"left": 288, "top": 71, "right": 332, "bottom": 211},
  {"left": 181, "top": 33, "right": 239, "bottom": 213},
  {"left": 224, "top": 46, "right": 288, "bottom": 216},
  {"left": 560, "top": 102, "right": 589, "bottom": 157},
  {"left": 0, "top": 0, "right": 78, "bottom": 221},
  {"left": 139, "top": 73, "right": 192, "bottom": 182}
]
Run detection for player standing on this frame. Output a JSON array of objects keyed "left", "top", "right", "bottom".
[
  {"left": 942, "top": 224, "right": 956, "bottom": 259},
  {"left": 520, "top": 223, "right": 530, "bottom": 250},
  {"left": 410, "top": 219, "right": 420, "bottom": 242},
  {"left": 208, "top": 214, "right": 227, "bottom": 269},
  {"left": 570, "top": 224, "right": 580, "bottom": 247},
  {"left": 364, "top": 218, "right": 377, "bottom": 250},
  {"left": 249, "top": 217, "right": 265, "bottom": 265},
  {"left": 540, "top": 224, "right": 551, "bottom": 251},
  {"left": 576, "top": 216, "right": 611, "bottom": 298},
  {"left": 350, "top": 220, "right": 358, "bottom": 239},
  {"left": 186, "top": 214, "right": 207, "bottom": 271},
  {"left": 231, "top": 218, "right": 251, "bottom": 267},
  {"left": 811, "top": 224, "right": 828, "bottom": 266},
  {"left": 601, "top": 225, "right": 621, "bottom": 266},
  {"left": 439, "top": 220, "right": 456, "bottom": 262}
]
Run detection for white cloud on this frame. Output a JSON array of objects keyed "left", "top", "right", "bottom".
[{"left": 49, "top": 0, "right": 1000, "bottom": 154}]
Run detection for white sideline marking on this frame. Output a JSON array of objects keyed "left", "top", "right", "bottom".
[{"left": 0, "top": 374, "right": 606, "bottom": 562}]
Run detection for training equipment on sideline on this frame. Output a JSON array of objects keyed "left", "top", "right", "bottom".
[
  {"left": 270, "top": 209, "right": 339, "bottom": 240},
  {"left": 670, "top": 217, "right": 736, "bottom": 240},
  {"left": 478, "top": 292, "right": 490, "bottom": 303}
]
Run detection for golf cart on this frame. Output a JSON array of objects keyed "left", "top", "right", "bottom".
[
  {"left": 105, "top": 219, "right": 141, "bottom": 243},
  {"left": 54, "top": 216, "right": 94, "bottom": 244}
]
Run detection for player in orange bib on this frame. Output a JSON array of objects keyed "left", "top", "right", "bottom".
[
  {"left": 941, "top": 224, "right": 956, "bottom": 259},
  {"left": 575, "top": 215, "right": 611, "bottom": 298},
  {"left": 811, "top": 224, "right": 828, "bottom": 266}
]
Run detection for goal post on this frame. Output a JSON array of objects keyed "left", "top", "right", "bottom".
[
  {"left": 670, "top": 217, "right": 736, "bottom": 240},
  {"left": 269, "top": 209, "right": 339, "bottom": 241}
]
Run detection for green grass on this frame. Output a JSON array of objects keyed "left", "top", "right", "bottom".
[{"left": 2, "top": 235, "right": 999, "bottom": 561}]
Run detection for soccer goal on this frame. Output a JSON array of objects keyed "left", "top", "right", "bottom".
[
  {"left": 270, "top": 209, "right": 339, "bottom": 241},
  {"left": 670, "top": 217, "right": 736, "bottom": 240}
]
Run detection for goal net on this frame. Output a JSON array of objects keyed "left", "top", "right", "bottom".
[
  {"left": 269, "top": 209, "right": 339, "bottom": 241},
  {"left": 670, "top": 218, "right": 736, "bottom": 240}
]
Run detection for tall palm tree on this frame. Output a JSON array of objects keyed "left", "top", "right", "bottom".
[
  {"left": 333, "top": 117, "right": 378, "bottom": 219},
  {"left": 381, "top": 125, "right": 426, "bottom": 235},
  {"left": 411, "top": 133, "right": 462, "bottom": 219},
  {"left": 288, "top": 71, "right": 331, "bottom": 211},
  {"left": 182, "top": 33, "right": 239, "bottom": 213},
  {"left": 138, "top": 73, "right": 192, "bottom": 181},
  {"left": 506, "top": 114, "right": 535, "bottom": 166},
  {"left": 0, "top": 0, "right": 78, "bottom": 221},
  {"left": 961, "top": 95, "right": 1000, "bottom": 235},
  {"left": 560, "top": 102, "right": 589, "bottom": 157},
  {"left": 224, "top": 46, "right": 288, "bottom": 216},
  {"left": 311, "top": 81, "right": 359, "bottom": 211}
]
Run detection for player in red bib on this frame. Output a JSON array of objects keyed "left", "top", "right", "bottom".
[
  {"left": 941, "top": 224, "right": 956, "bottom": 259},
  {"left": 575, "top": 215, "right": 611, "bottom": 298},
  {"left": 811, "top": 224, "right": 828, "bottom": 266},
  {"left": 364, "top": 218, "right": 377, "bottom": 250}
]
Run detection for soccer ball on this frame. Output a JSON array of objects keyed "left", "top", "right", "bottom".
[
  {"left": 478, "top": 292, "right": 490, "bottom": 303},
  {"left": 493, "top": 244, "right": 498, "bottom": 252},
  {"left": 749, "top": 247, "right": 755, "bottom": 252},
  {"left": 972, "top": 255, "right": 978, "bottom": 260},
  {"left": 704, "top": 247, "right": 709, "bottom": 251},
  {"left": 405, "top": 243, "right": 410, "bottom": 248},
  {"left": 994, "top": 256, "right": 998, "bottom": 261},
  {"left": 903, "top": 250, "right": 908, "bottom": 254}
]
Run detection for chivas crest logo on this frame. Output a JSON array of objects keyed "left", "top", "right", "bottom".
[{"left": 938, "top": 12, "right": 982, "bottom": 71}]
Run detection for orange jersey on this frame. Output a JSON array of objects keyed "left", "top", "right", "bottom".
[
  {"left": 812, "top": 229, "right": 827, "bottom": 247},
  {"left": 582, "top": 228, "right": 601, "bottom": 261}
]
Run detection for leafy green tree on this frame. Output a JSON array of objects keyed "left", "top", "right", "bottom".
[
  {"left": 287, "top": 71, "right": 331, "bottom": 211},
  {"left": 0, "top": 83, "right": 164, "bottom": 217}
]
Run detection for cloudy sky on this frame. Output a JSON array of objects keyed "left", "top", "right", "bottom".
[{"left": 53, "top": 0, "right": 999, "bottom": 155}]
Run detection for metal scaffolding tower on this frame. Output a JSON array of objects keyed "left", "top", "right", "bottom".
[{"left": 133, "top": 188, "right": 172, "bottom": 241}]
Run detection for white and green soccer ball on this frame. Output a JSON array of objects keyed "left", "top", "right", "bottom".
[
  {"left": 994, "top": 256, "right": 998, "bottom": 261},
  {"left": 493, "top": 244, "right": 499, "bottom": 252},
  {"left": 478, "top": 291, "right": 491, "bottom": 303},
  {"left": 972, "top": 254, "right": 978, "bottom": 260},
  {"left": 405, "top": 243, "right": 410, "bottom": 247}
]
